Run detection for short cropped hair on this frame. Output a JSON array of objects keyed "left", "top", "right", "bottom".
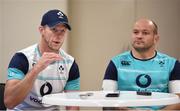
[{"left": 151, "top": 20, "right": 158, "bottom": 34}]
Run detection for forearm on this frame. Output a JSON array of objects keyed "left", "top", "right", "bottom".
[
  {"left": 162, "top": 93, "right": 180, "bottom": 110},
  {"left": 66, "top": 106, "right": 79, "bottom": 111},
  {"left": 162, "top": 103, "right": 180, "bottom": 110},
  {"left": 4, "top": 67, "right": 40, "bottom": 109}
]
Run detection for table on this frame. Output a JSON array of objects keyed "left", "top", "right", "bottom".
[{"left": 42, "top": 91, "right": 180, "bottom": 107}]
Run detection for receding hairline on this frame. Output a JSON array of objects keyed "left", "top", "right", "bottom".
[{"left": 135, "top": 18, "right": 158, "bottom": 34}]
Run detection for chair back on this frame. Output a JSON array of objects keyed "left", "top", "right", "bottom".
[{"left": 0, "top": 83, "right": 6, "bottom": 110}]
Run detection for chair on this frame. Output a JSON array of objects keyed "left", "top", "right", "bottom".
[{"left": 0, "top": 83, "right": 6, "bottom": 110}]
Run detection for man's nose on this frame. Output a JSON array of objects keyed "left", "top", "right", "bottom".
[{"left": 136, "top": 32, "right": 144, "bottom": 38}]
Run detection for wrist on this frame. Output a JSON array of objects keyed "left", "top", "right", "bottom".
[{"left": 30, "top": 64, "right": 42, "bottom": 76}]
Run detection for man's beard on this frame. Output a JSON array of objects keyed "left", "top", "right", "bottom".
[
  {"left": 48, "top": 44, "right": 60, "bottom": 52},
  {"left": 132, "top": 44, "right": 152, "bottom": 53}
]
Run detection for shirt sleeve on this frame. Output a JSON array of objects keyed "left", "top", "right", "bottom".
[
  {"left": 169, "top": 60, "right": 180, "bottom": 80},
  {"left": 64, "top": 60, "right": 80, "bottom": 90},
  {"left": 8, "top": 52, "right": 29, "bottom": 80},
  {"left": 103, "top": 60, "right": 118, "bottom": 81},
  {"left": 169, "top": 60, "right": 180, "bottom": 93},
  {"left": 102, "top": 60, "right": 118, "bottom": 91}
]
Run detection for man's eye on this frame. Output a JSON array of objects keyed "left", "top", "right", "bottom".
[
  {"left": 133, "top": 31, "right": 138, "bottom": 34},
  {"left": 142, "top": 32, "right": 149, "bottom": 35},
  {"left": 52, "top": 28, "right": 57, "bottom": 32},
  {"left": 50, "top": 27, "right": 66, "bottom": 34},
  {"left": 61, "top": 29, "right": 65, "bottom": 33}
]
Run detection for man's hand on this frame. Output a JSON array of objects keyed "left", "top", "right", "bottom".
[{"left": 33, "top": 52, "right": 63, "bottom": 74}]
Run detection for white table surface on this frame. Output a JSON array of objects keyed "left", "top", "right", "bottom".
[{"left": 42, "top": 91, "right": 180, "bottom": 107}]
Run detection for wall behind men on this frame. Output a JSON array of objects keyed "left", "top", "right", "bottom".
[{"left": 0, "top": 0, "right": 69, "bottom": 83}]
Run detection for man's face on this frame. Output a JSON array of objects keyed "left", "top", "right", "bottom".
[
  {"left": 131, "top": 20, "right": 158, "bottom": 52},
  {"left": 41, "top": 24, "right": 68, "bottom": 52}
]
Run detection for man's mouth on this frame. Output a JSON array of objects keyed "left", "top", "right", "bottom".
[
  {"left": 53, "top": 41, "right": 60, "bottom": 44},
  {"left": 135, "top": 41, "right": 144, "bottom": 44}
]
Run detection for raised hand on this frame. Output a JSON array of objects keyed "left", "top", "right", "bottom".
[{"left": 33, "top": 52, "right": 63, "bottom": 74}]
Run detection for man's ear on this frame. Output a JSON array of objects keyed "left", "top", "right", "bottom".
[
  {"left": 39, "top": 26, "right": 44, "bottom": 34},
  {"left": 154, "top": 34, "right": 160, "bottom": 44}
]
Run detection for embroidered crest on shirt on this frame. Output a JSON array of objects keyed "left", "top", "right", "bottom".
[
  {"left": 121, "top": 60, "right": 131, "bottom": 66},
  {"left": 159, "top": 60, "right": 165, "bottom": 67},
  {"left": 59, "top": 65, "right": 65, "bottom": 74}
]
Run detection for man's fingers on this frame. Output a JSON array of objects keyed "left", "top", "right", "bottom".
[
  {"left": 41, "top": 52, "right": 63, "bottom": 65},
  {"left": 43, "top": 52, "right": 63, "bottom": 60}
]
